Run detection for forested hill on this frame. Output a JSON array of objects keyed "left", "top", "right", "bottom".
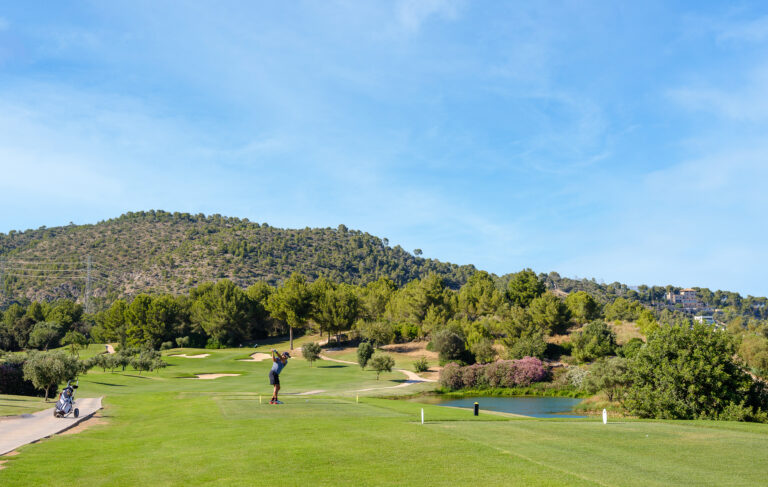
[{"left": 0, "top": 210, "right": 476, "bottom": 306}]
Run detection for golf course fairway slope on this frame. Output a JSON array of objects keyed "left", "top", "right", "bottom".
[{"left": 2, "top": 342, "right": 767, "bottom": 486}]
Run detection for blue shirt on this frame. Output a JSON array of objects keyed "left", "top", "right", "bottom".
[{"left": 271, "top": 358, "right": 286, "bottom": 375}]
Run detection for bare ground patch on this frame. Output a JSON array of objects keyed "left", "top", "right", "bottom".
[
  {"left": 609, "top": 321, "right": 644, "bottom": 345},
  {"left": 60, "top": 413, "right": 108, "bottom": 436},
  {"left": 381, "top": 342, "right": 438, "bottom": 360}
]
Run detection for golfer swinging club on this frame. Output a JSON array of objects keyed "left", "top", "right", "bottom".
[{"left": 269, "top": 349, "right": 290, "bottom": 404}]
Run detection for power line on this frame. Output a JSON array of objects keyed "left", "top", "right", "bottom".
[
  {"left": 1, "top": 267, "right": 88, "bottom": 273},
  {"left": 85, "top": 254, "right": 92, "bottom": 314},
  {"left": 3, "top": 273, "right": 89, "bottom": 280},
  {"left": 1, "top": 260, "right": 84, "bottom": 265}
]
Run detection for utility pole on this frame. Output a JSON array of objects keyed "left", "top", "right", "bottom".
[{"left": 85, "top": 254, "right": 92, "bottom": 314}]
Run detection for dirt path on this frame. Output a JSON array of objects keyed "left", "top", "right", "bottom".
[{"left": 0, "top": 397, "right": 103, "bottom": 456}]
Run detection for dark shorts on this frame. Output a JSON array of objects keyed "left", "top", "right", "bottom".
[{"left": 269, "top": 370, "right": 280, "bottom": 386}]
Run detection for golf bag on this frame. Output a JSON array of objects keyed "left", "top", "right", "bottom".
[{"left": 54, "top": 380, "right": 79, "bottom": 418}]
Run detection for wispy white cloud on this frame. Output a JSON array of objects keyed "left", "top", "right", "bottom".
[
  {"left": 670, "top": 65, "right": 768, "bottom": 122},
  {"left": 396, "top": 0, "right": 462, "bottom": 32},
  {"left": 716, "top": 15, "right": 768, "bottom": 43}
]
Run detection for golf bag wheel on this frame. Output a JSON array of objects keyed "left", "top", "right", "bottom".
[
  {"left": 74, "top": 408, "right": 79, "bottom": 418},
  {"left": 53, "top": 409, "right": 58, "bottom": 417}
]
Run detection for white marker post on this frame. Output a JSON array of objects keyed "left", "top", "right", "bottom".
[
  {"left": 602, "top": 408, "right": 607, "bottom": 425},
  {"left": 421, "top": 408, "right": 424, "bottom": 425}
]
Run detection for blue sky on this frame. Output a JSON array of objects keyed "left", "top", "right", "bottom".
[{"left": 1, "top": 1, "right": 767, "bottom": 296}]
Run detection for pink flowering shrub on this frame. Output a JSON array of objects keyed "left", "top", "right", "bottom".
[
  {"left": 439, "top": 358, "right": 548, "bottom": 390},
  {"left": 483, "top": 360, "right": 514, "bottom": 388},
  {"left": 461, "top": 363, "right": 486, "bottom": 389},
  {"left": 511, "top": 356, "right": 548, "bottom": 386},
  {"left": 439, "top": 362, "right": 464, "bottom": 390}
]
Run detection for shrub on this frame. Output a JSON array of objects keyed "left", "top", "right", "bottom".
[
  {"left": 461, "top": 363, "right": 485, "bottom": 389},
  {"left": 176, "top": 336, "right": 191, "bottom": 348},
  {"left": 0, "top": 355, "right": 40, "bottom": 395},
  {"left": 483, "top": 360, "right": 513, "bottom": 388},
  {"left": 302, "top": 342, "right": 322, "bottom": 367},
  {"left": 512, "top": 356, "right": 547, "bottom": 386},
  {"left": 357, "top": 321, "right": 395, "bottom": 348},
  {"left": 432, "top": 328, "right": 466, "bottom": 364},
  {"left": 160, "top": 341, "right": 174, "bottom": 351},
  {"left": 583, "top": 357, "right": 629, "bottom": 402},
  {"left": 357, "top": 341, "right": 374, "bottom": 369},
  {"left": 563, "top": 366, "right": 589, "bottom": 390},
  {"left": 442, "top": 358, "right": 549, "bottom": 390},
  {"left": 413, "top": 356, "right": 429, "bottom": 373},
  {"left": 618, "top": 337, "right": 644, "bottom": 359},
  {"left": 624, "top": 324, "right": 757, "bottom": 420},
  {"left": 205, "top": 338, "right": 226, "bottom": 349},
  {"left": 507, "top": 332, "right": 547, "bottom": 360},
  {"left": 470, "top": 339, "right": 496, "bottom": 364},
  {"left": 572, "top": 320, "right": 616, "bottom": 363},
  {"left": 393, "top": 322, "right": 419, "bottom": 342},
  {"left": 439, "top": 362, "right": 464, "bottom": 390}
]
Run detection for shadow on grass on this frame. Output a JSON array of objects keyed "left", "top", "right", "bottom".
[
  {"left": 318, "top": 364, "right": 347, "bottom": 369},
  {"left": 88, "top": 381, "right": 127, "bottom": 387}
]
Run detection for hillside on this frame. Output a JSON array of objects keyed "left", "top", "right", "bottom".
[{"left": 0, "top": 210, "right": 476, "bottom": 307}]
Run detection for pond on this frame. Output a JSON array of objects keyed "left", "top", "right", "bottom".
[{"left": 417, "top": 396, "right": 586, "bottom": 418}]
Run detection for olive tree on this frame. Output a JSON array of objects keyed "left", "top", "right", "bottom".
[
  {"left": 370, "top": 353, "right": 395, "bottom": 380},
  {"left": 302, "top": 342, "right": 322, "bottom": 367},
  {"left": 22, "top": 351, "right": 83, "bottom": 401}
]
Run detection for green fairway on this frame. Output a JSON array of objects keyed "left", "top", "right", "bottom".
[
  {"left": 0, "top": 394, "right": 49, "bottom": 416},
  {"left": 2, "top": 342, "right": 767, "bottom": 486}
]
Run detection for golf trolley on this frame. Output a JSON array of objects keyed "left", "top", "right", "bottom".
[{"left": 53, "top": 380, "right": 79, "bottom": 418}]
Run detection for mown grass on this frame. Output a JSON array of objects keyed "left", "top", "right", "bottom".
[
  {"left": 2, "top": 338, "right": 768, "bottom": 486},
  {"left": 0, "top": 394, "right": 49, "bottom": 416}
]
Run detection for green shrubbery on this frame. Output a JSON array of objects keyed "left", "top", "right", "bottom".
[
  {"left": 572, "top": 320, "right": 616, "bottom": 363},
  {"left": 623, "top": 324, "right": 767, "bottom": 421},
  {"left": 357, "top": 342, "right": 374, "bottom": 369},
  {"left": 413, "top": 356, "right": 429, "bottom": 373}
]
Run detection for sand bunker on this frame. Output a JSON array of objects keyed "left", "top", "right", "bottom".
[
  {"left": 185, "top": 374, "right": 240, "bottom": 380},
  {"left": 239, "top": 352, "right": 271, "bottom": 362},
  {"left": 170, "top": 353, "right": 210, "bottom": 358}
]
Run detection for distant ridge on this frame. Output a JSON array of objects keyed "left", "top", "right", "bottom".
[{"left": 0, "top": 210, "right": 476, "bottom": 306}]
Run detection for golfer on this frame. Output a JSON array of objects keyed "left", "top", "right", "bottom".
[{"left": 269, "top": 349, "right": 290, "bottom": 404}]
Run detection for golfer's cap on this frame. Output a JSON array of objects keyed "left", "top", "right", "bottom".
[{"left": 283, "top": 352, "right": 291, "bottom": 358}]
